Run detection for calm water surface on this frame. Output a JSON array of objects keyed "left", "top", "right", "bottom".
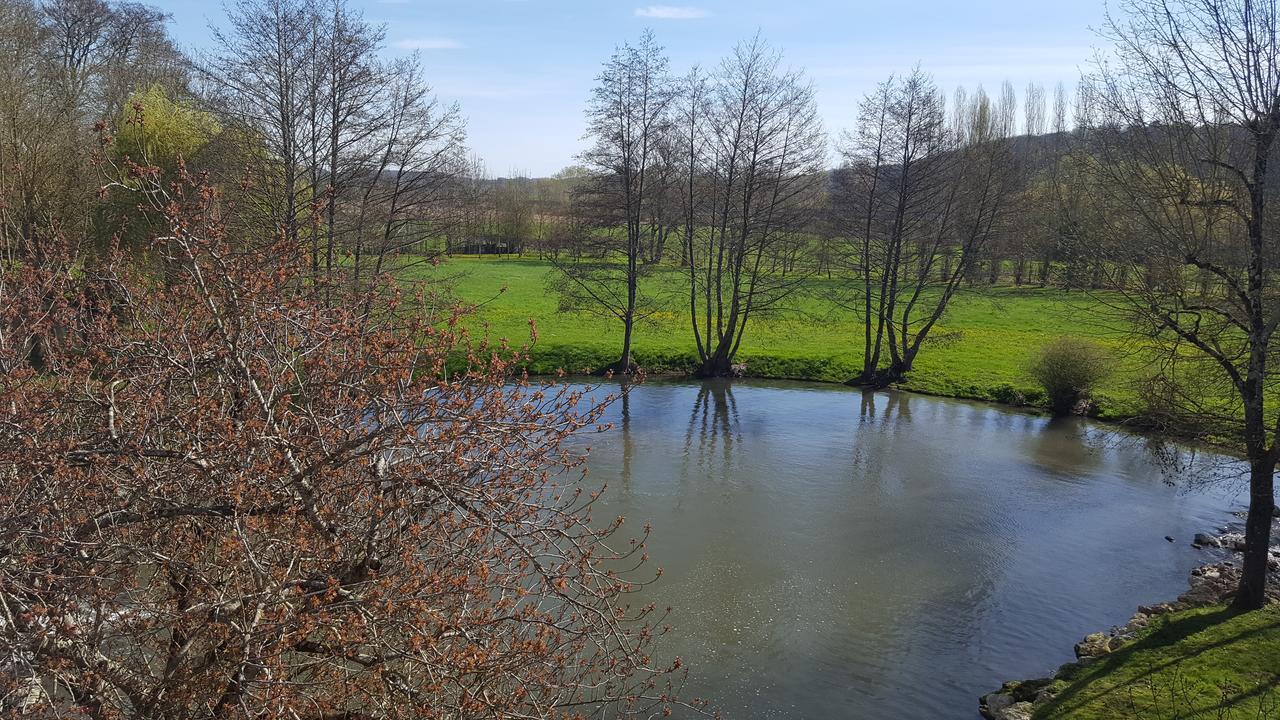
[{"left": 572, "top": 379, "right": 1244, "bottom": 719}]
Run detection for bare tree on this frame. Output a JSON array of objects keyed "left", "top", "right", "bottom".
[
  {"left": 40, "top": 0, "right": 174, "bottom": 119},
  {"left": 836, "top": 73, "right": 1022, "bottom": 384},
  {"left": 553, "top": 30, "right": 674, "bottom": 374},
  {"left": 95, "top": 2, "right": 182, "bottom": 119},
  {"left": 678, "top": 37, "right": 825, "bottom": 377},
  {"left": 309, "top": 0, "right": 384, "bottom": 288},
  {"left": 979, "top": 81, "right": 1020, "bottom": 284},
  {"left": 836, "top": 69, "right": 951, "bottom": 383},
  {"left": 204, "top": 0, "right": 464, "bottom": 294},
  {"left": 525, "top": 169, "right": 581, "bottom": 259},
  {"left": 1001, "top": 82, "right": 1049, "bottom": 286},
  {"left": 535, "top": 166, "right": 592, "bottom": 260},
  {"left": 0, "top": 0, "right": 56, "bottom": 258},
  {"left": 204, "top": 0, "right": 312, "bottom": 247},
  {"left": 1039, "top": 82, "right": 1078, "bottom": 287},
  {"left": 448, "top": 154, "right": 493, "bottom": 255},
  {"left": 348, "top": 53, "right": 465, "bottom": 290},
  {"left": 878, "top": 80, "right": 993, "bottom": 380},
  {"left": 835, "top": 76, "right": 897, "bottom": 378},
  {"left": 1025, "top": 82, "right": 1047, "bottom": 138},
  {"left": 494, "top": 172, "right": 534, "bottom": 255},
  {"left": 641, "top": 136, "right": 680, "bottom": 265},
  {"left": 1084, "top": 0, "right": 1280, "bottom": 609}
]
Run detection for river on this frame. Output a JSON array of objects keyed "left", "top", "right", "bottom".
[{"left": 571, "top": 379, "right": 1245, "bottom": 719}]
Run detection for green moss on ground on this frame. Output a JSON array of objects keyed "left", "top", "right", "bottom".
[
  {"left": 1035, "top": 605, "right": 1280, "bottom": 719},
  {"left": 405, "top": 256, "right": 1146, "bottom": 418}
]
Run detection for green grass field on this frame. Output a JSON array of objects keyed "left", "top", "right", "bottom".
[
  {"left": 404, "top": 256, "right": 1145, "bottom": 418},
  {"left": 1035, "top": 605, "right": 1280, "bottom": 719}
]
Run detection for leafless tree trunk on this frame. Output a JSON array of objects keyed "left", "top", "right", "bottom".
[
  {"left": 352, "top": 54, "right": 464, "bottom": 290},
  {"left": 888, "top": 85, "right": 1020, "bottom": 378},
  {"left": 205, "top": 0, "right": 312, "bottom": 249},
  {"left": 835, "top": 76, "right": 894, "bottom": 379},
  {"left": 675, "top": 36, "right": 824, "bottom": 376},
  {"left": 552, "top": 30, "right": 673, "bottom": 374},
  {"left": 676, "top": 37, "right": 825, "bottom": 377},
  {"left": 204, "top": 0, "right": 462, "bottom": 296},
  {"left": 494, "top": 173, "right": 534, "bottom": 255},
  {"left": 835, "top": 72, "right": 1022, "bottom": 385}
]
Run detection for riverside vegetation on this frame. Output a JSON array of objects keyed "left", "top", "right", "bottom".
[
  {"left": 982, "top": 548, "right": 1280, "bottom": 720},
  {"left": 410, "top": 256, "right": 1140, "bottom": 416},
  {"left": 1039, "top": 605, "right": 1280, "bottom": 720}
]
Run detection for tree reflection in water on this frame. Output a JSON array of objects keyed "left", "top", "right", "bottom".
[{"left": 683, "top": 380, "right": 742, "bottom": 472}]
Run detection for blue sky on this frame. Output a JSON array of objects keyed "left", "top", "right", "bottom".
[{"left": 154, "top": 0, "right": 1108, "bottom": 176}]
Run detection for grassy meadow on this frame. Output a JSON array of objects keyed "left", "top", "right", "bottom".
[
  {"left": 1035, "top": 605, "right": 1280, "bottom": 720},
  {"left": 406, "top": 256, "right": 1147, "bottom": 419}
]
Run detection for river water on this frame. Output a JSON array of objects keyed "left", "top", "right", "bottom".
[{"left": 571, "top": 379, "right": 1245, "bottom": 719}]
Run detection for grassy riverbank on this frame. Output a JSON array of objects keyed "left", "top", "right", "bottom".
[
  {"left": 1034, "top": 605, "right": 1280, "bottom": 719},
  {"left": 407, "top": 256, "right": 1145, "bottom": 419}
]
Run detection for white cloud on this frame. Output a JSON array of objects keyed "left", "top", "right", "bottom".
[
  {"left": 634, "top": 5, "right": 710, "bottom": 19},
  {"left": 393, "top": 37, "right": 464, "bottom": 50}
]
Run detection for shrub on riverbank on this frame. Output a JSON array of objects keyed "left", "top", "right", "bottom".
[{"left": 1028, "top": 337, "right": 1111, "bottom": 416}]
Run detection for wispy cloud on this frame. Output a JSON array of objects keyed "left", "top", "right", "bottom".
[
  {"left": 393, "top": 37, "right": 464, "bottom": 50},
  {"left": 634, "top": 5, "right": 710, "bottom": 19}
]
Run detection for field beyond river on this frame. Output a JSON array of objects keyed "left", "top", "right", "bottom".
[{"left": 410, "top": 257, "right": 1142, "bottom": 419}]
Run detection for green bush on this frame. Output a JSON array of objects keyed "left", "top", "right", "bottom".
[{"left": 1027, "top": 336, "right": 1110, "bottom": 415}]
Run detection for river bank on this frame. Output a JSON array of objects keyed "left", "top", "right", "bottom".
[
  {"left": 409, "top": 257, "right": 1146, "bottom": 420},
  {"left": 979, "top": 514, "right": 1280, "bottom": 720}
]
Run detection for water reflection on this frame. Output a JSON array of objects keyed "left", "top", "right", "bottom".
[
  {"left": 619, "top": 390, "right": 633, "bottom": 489},
  {"left": 1027, "top": 417, "right": 1105, "bottom": 481},
  {"left": 683, "top": 380, "right": 741, "bottom": 469},
  {"left": 857, "top": 386, "right": 912, "bottom": 423},
  {"left": 578, "top": 380, "right": 1244, "bottom": 720}
]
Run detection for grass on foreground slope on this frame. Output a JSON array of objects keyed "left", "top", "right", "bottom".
[
  {"left": 405, "top": 256, "right": 1145, "bottom": 418},
  {"left": 1035, "top": 605, "right": 1280, "bottom": 720}
]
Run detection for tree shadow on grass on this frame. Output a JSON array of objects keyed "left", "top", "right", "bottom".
[{"left": 1042, "top": 608, "right": 1280, "bottom": 719}]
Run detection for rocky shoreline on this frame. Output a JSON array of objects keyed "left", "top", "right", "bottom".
[{"left": 978, "top": 511, "right": 1280, "bottom": 720}]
